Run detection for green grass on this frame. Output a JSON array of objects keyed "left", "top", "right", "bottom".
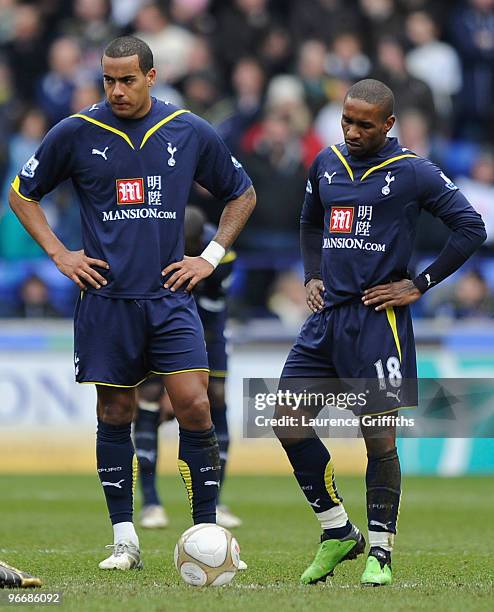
[{"left": 1, "top": 474, "right": 493, "bottom": 611}]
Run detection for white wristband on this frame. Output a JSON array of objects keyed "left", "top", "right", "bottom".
[{"left": 200, "top": 240, "right": 225, "bottom": 269}]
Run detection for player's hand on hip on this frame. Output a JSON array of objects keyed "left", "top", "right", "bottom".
[
  {"left": 362, "top": 279, "right": 421, "bottom": 311},
  {"left": 306, "top": 279, "right": 325, "bottom": 313},
  {"left": 162, "top": 256, "right": 214, "bottom": 292},
  {"left": 53, "top": 248, "right": 109, "bottom": 290}
]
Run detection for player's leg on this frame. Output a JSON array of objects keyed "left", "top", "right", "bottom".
[
  {"left": 74, "top": 294, "right": 149, "bottom": 570},
  {"left": 164, "top": 371, "right": 221, "bottom": 524},
  {"left": 360, "top": 420, "right": 398, "bottom": 586},
  {"left": 134, "top": 375, "right": 168, "bottom": 528},
  {"left": 96, "top": 385, "right": 142, "bottom": 570},
  {"left": 274, "top": 311, "right": 364, "bottom": 584},
  {"left": 353, "top": 305, "right": 417, "bottom": 586},
  {"left": 147, "top": 292, "right": 219, "bottom": 525},
  {"left": 208, "top": 375, "right": 242, "bottom": 528},
  {"left": 0, "top": 561, "right": 42, "bottom": 588}
]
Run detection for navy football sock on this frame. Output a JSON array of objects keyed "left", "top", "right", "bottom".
[
  {"left": 96, "top": 420, "right": 136, "bottom": 525},
  {"left": 366, "top": 447, "right": 401, "bottom": 551},
  {"left": 134, "top": 406, "right": 161, "bottom": 506},
  {"left": 178, "top": 426, "right": 220, "bottom": 524},
  {"left": 283, "top": 438, "right": 348, "bottom": 535},
  {"left": 210, "top": 405, "right": 229, "bottom": 501}
]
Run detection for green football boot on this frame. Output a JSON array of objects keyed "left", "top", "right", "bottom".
[
  {"left": 360, "top": 547, "right": 392, "bottom": 586},
  {"left": 300, "top": 524, "right": 365, "bottom": 584}
]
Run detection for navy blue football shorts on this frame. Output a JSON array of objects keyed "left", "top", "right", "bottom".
[
  {"left": 74, "top": 291, "right": 209, "bottom": 387},
  {"left": 280, "top": 303, "right": 417, "bottom": 415},
  {"left": 197, "top": 305, "right": 227, "bottom": 379}
]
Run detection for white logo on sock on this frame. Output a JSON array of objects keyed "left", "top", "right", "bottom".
[
  {"left": 309, "top": 498, "right": 321, "bottom": 508},
  {"left": 369, "top": 519, "right": 392, "bottom": 530},
  {"left": 102, "top": 479, "right": 125, "bottom": 489},
  {"left": 204, "top": 480, "right": 220, "bottom": 487}
]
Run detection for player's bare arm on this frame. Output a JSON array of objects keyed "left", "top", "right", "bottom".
[
  {"left": 362, "top": 279, "right": 421, "bottom": 311},
  {"left": 306, "top": 279, "right": 325, "bottom": 313},
  {"left": 162, "top": 185, "right": 256, "bottom": 292},
  {"left": 8, "top": 188, "right": 109, "bottom": 290}
]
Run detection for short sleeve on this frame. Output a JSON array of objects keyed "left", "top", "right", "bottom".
[
  {"left": 300, "top": 155, "right": 324, "bottom": 226},
  {"left": 12, "top": 118, "right": 76, "bottom": 202},
  {"left": 192, "top": 115, "right": 252, "bottom": 201},
  {"left": 415, "top": 158, "right": 483, "bottom": 230}
]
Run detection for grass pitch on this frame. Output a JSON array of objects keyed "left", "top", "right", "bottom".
[{"left": 1, "top": 474, "right": 493, "bottom": 611}]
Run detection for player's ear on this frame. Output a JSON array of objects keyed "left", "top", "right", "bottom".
[
  {"left": 146, "top": 68, "right": 157, "bottom": 88},
  {"left": 384, "top": 114, "right": 395, "bottom": 135}
]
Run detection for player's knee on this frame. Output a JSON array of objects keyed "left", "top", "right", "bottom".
[
  {"left": 366, "top": 441, "right": 398, "bottom": 460},
  {"left": 97, "top": 386, "right": 136, "bottom": 425},
  {"left": 176, "top": 395, "right": 212, "bottom": 430}
]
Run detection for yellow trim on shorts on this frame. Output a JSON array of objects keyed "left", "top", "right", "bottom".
[
  {"left": 324, "top": 459, "right": 342, "bottom": 505},
  {"left": 178, "top": 459, "right": 193, "bottom": 515},
  {"left": 77, "top": 377, "right": 149, "bottom": 388},
  {"left": 385, "top": 306, "right": 402, "bottom": 362},
  {"left": 11, "top": 176, "right": 37, "bottom": 202},
  {"left": 150, "top": 368, "right": 210, "bottom": 376},
  {"left": 209, "top": 370, "right": 227, "bottom": 378},
  {"left": 139, "top": 109, "right": 190, "bottom": 148}
]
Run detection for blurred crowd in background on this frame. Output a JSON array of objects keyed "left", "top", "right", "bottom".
[{"left": 0, "top": 0, "right": 493, "bottom": 322}]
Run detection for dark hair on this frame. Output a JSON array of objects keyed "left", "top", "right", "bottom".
[
  {"left": 345, "top": 79, "right": 394, "bottom": 119},
  {"left": 103, "top": 36, "right": 154, "bottom": 74}
]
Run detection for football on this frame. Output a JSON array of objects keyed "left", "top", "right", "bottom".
[{"left": 174, "top": 523, "right": 240, "bottom": 587}]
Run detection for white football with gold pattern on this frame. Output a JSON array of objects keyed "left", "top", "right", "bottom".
[{"left": 174, "top": 523, "right": 240, "bottom": 587}]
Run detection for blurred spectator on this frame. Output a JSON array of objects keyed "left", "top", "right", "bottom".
[
  {"left": 290, "top": 0, "right": 362, "bottom": 47},
  {"left": 214, "top": 0, "right": 272, "bottom": 77},
  {"left": 4, "top": 4, "right": 48, "bottom": 102},
  {"left": 456, "top": 151, "right": 494, "bottom": 247},
  {"left": 133, "top": 2, "right": 195, "bottom": 85},
  {"left": 242, "top": 74, "right": 323, "bottom": 168},
  {"left": 36, "top": 37, "right": 87, "bottom": 126},
  {"left": 268, "top": 269, "right": 309, "bottom": 326},
  {"left": 326, "top": 32, "right": 371, "bottom": 81},
  {"left": 70, "top": 81, "right": 102, "bottom": 114},
  {"left": 110, "top": 0, "right": 144, "bottom": 28},
  {"left": 0, "top": 0, "right": 16, "bottom": 45},
  {"left": 0, "top": 59, "right": 15, "bottom": 186},
  {"left": 398, "top": 108, "right": 434, "bottom": 159},
  {"left": 425, "top": 270, "right": 494, "bottom": 319},
  {"left": 169, "top": 0, "right": 214, "bottom": 36},
  {"left": 218, "top": 57, "right": 266, "bottom": 155},
  {"left": 13, "top": 274, "right": 62, "bottom": 318},
  {"left": 258, "top": 25, "right": 293, "bottom": 77},
  {"left": 359, "top": 0, "right": 404, "bottom": 54},
  {"left": 449, "top": 0, "right": 494, "bottom": 139},
  {"left": 237, "top": 110, "right": 308, "bottom": 314},
  {"left": 0, "top": 109, "right": 49, "bottom": 261},
  {"left": 372, "top": 36, "right": 436, "bottom": 128},
  {"left": 182, "top": 70, "right": 232, "bottom": 125},
  {"left": 60, "top": 0, "right": 120, "bottom": 76},
  {"left": 314, "top": 77, "right": 352, "bottom": 146},
  {"left": 406, "top": 11, "right": 462, "bottom": 124},
  {"left": 296, "top": 39, "right": 331, "bottom": 115}
]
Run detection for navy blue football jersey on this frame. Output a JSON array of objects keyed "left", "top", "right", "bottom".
[
  {"left": 12, "top": 98, "right": 251, "bottom": 299},
  {"left": 302, "top": 137, "right": 484, "bottom": 306}
]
